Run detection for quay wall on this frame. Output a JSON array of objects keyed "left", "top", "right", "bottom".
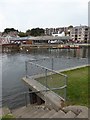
[{"left": 1, "top": 43, "right": 90, "bottom": 52}]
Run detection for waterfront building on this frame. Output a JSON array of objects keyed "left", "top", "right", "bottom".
[
  {"left": 0, "top": 36, "right": 11, "bottom": 44},
  {"left": 52, "top": 32, "right": 65, "bottom": 37},
  {"left": 44, "top": 27, "right": 65, "bottom": 36},
  {"left": 70, "top": 26, "right": 90, "bottom": 43}
]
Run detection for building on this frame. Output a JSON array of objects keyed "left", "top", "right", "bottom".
[
  {"left": 44, "top": 27, "right": 65, "bottom": 36},
  {"left": 2, "top": 31, "right": 18, "bottom": 37},
  {"left": 0, "top": 36, "right": 11, "bottom": 44},
  {"left": 52, "top": 32, "right": 65, "bottom": 37},
  {"left": 0, "top": 32, "right": 2, "bottom": 36},
  {"left": 70, "top": 26, "right": 90, "bottom": 43}
]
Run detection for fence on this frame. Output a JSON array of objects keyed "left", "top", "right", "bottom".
[{"left": 25, "top": 58, "right": 67, "bottom": 100}]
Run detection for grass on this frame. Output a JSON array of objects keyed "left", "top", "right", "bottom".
[
  {"left": 36, "top": 66, "right": 89, "bottom": 106},
  {"left": 1, "top": 114, "right": 14, "bottom": 120},
  {"left": 62, "top": 66, "right": 88, "bottom": 106}
]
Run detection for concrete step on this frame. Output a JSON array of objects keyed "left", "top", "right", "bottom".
[
  {"left": 76, "top": 109, "right": 88, "bottom": 118},
  {"left": 19, "top": 105, "right": 46, "bottom": 118},
  {"left": 62, "top": 111, "right": 76, "bottom": 118},
  {"left": 50, "top": 110, "right": 65, "bottom": 118},
  {"left": 63, "top": 105, "right": 87, "bottom": 115},
  {"left": 33, "top": 109, "right": 49, "bottom": 118},
  {"left": 12, "top": 106, "right": 26, "bottom": 117},
  {"left": 27, "top": 109, "right": 44, "bottom": 118},
  {"left": 12, "top": 105, "right": 37, "bottom": 118},
  {"left": 24, "top": 109, "right": 42, "bottom": 118},
  {"left": 40, "top": 109, "right": 56, "bottom": 118},
  {"left": 20, "top": 108, "right": 38, "bottom": 118}
]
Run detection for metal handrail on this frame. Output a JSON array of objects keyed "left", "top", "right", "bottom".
[
  {"left": 27, "top": 61, "right": 67, "bottom": 78},
  {"left": 1, "top": 85, "right": 67, "bottom": 108},
  {"left": 25, "top": 58, "right": 68, "bottom": 101}
]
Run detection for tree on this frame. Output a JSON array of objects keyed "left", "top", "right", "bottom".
[
  {"left": 18, "top": 32, "right": 28, "bottom": 37},
  {"left": 26, "top": 29, "right": 31, "bottom": 36},
  {"left": 30, "top": 28, "right": 45, "bottom": 36},
  {"left": 68, "top": 25, "right": 73, "bottom": 29},
  {"left": 3, "top": 28, "right": 18, "bottom": 34}
]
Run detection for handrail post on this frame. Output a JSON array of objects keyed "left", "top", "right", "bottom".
[
  {"left": 64, "top": 76, "right": 68, "bottom": 100},
  {"left": 25, "top": 93, "right": 27, "bottom": 107},
  {"left": 25, "top": 61, "right": 27, "bottom": 78},
  {"left": 45, "top": 69, "right": 48, "bottom": 92},
  {"left": 52, "top": 58, "right": 54, "bottom": 70}
]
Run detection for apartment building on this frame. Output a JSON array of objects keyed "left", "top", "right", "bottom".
[
  {"left": 70, "top": 26, "right": 90, "bottom": 43},
  {"left": 44, "top": 27, "right": 65, "bottom": 36}
]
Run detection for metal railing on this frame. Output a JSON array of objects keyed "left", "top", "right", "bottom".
[
  {"left": 1, "top": 90, "right": 48, "bottom": 110},
  {"left": 25, "top": 58, "right": 68, "bottom": 100},
  {"left": 1, "top": 58, "right": 68, "bottom": 110}
]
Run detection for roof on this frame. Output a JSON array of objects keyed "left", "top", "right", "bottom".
[{"left": 9, "top": 36, "right": 70, "bottom": 41}]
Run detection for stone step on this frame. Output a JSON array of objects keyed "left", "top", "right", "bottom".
[
  {"left": 40, "top": 109, "right": 56, "bottom": 118},
  {"left": 76, "top": 109, "right": 88, "bottom": 118},
  {"left": 12, "top": 106, "right": 26, "bottom": 117},
  {"left": 19, "top": 105, "right": 46, "bottom": 118},
  {"left": 12, "top": 105, "right": 37, "bottom": 118},
  {"left": 63, "top": 105, "right": 88, "bottom": 115},
  {"left": 50, "top": 110, "right": 65, "bottom": 118},
  {"left": 62, "top": 111, "right": 76, "bottom": 118},
  {"left": 33, "top": 109, "right": 49, "bottom": 118},
  {"left": 23, "top": 108, "right": 42, "bottom": 118},
  {"left": 20, "top": 108, "right": 38, "bottom": 118}
]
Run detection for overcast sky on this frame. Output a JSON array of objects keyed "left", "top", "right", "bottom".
[{"left": 0, "top": 0, "right": 89, "bottom": 32}]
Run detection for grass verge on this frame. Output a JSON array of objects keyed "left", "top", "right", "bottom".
[{"left": 62, "top": 66, "right": 88, "bottom": 106}]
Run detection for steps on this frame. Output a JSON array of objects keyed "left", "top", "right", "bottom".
[
  {"left": 11, "top": 104, "right": 88, "bottom": 118},
  {"left": 50, "top": 110, "right": 65, "bottom": 118},
  {"left": 41, "top": 109, "right": 56, "bottom": 118}
]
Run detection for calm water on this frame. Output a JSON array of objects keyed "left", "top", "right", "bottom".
[{"left": 1, "top": 47, "right": 89, "bottom": 109}]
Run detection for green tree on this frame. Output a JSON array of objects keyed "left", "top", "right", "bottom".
[
  {"left": 26, "top": 29, "right": 31, "bottom": 36},
  {"left": 68, "top": 25, "right": 73, "bottom": 29},
  {"left": 30, "top": 28, "right": 45, "bottom": 36},
  {"left": 18, "top": 32, "right": 28, "bottom": 37},
  {"left": 3, "top": 28, "right": 18, "bottom": 34}
]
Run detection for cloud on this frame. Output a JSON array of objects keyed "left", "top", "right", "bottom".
[{"left": 0, "top": 0, "right": 88, "bottom": 31}]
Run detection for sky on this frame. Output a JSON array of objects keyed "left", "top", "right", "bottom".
[{"left": 0, "top": 0, "right": 89, "bottom": 32}]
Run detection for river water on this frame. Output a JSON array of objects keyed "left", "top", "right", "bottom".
[{"left": 1, "top": 47, "right": 89, "bottom": 109}]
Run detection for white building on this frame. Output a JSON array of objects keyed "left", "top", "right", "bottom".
[{"left": 52, "top": 32, "right": 65, "bottom": 37}]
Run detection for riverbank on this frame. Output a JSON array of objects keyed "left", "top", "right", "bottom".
[
  {"left": 20, "top": 43, "right": 90, "bottom": 50},
  {"left": 1, "top": 43, "right": 90, "bottom": 53}
]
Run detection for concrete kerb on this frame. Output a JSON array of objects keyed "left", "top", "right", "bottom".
[{"left": 57, "top": 64, "right": 89, "bottom": 73}]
